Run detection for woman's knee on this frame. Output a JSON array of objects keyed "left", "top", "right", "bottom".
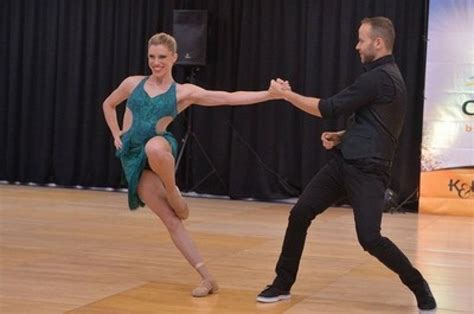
[
  {"left": 145, "top": 141, "right": 172, "bottom": 163},
  {"left": 162, "top": 214, "right": 182, "bottom": 233}
]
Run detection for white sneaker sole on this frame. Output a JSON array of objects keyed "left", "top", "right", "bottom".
[{"left": 256, "top": 294, "right": 291, "bottom": 303}]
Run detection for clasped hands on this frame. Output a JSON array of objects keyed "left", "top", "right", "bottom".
[{"left": 268, "top": 78, "right": 291, "bottom": 99}]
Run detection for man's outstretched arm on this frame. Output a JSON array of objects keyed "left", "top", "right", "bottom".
[{"left": 269, "top": 79, "right": 322, "bottom": 117}]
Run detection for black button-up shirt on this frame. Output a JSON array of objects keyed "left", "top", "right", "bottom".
[{"left": 319, "top": 55, "right": 407, "bottom": 161}]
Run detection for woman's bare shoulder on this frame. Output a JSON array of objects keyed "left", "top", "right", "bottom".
[
  {"left": 176, "top": 82, "right": 196, "bottom": 90},
  {"left": 124, "top": 75, "right": 146, "bottom": 86},
  {"left": 119, "top": 75, "right": 146, "bottom": 93}
]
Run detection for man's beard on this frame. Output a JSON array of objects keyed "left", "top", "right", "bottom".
[{"left": 362, "top": 53, "right": 376, "bottom": 64}]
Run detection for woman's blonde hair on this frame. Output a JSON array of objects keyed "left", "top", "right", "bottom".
[{"left": 148, "top": 32, "right": 177, "bottom": 53}]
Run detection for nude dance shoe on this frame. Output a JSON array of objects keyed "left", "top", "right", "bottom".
[{"left": 191, "top": 279, "right": 219, "bottom": 297}]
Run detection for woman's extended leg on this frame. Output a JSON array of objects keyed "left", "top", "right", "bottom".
[{"left": 137, "top": 170, "right": 218, "bottom": 296}]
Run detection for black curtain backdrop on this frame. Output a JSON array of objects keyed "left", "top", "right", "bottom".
[{"left": 1, "top": 0, "right": 428, "bottom": 211}]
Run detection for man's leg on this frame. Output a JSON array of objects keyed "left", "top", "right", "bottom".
[
  {"left": 345, "top": 160, "right": 436, "bottom": 310},
  {"left": 257, "top": 157, "right": 345, "bottom": 303}
]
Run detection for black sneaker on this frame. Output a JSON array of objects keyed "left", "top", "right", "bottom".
[
  {"left": 409, "top": 279, "right": 437, "bottom": 310},
  {"left": 256, "top": 285, "right": 291, "bottom": 303}
]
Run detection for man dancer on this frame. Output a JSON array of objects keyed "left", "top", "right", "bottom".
[{"left": 257, "top": 17, "right": 436, "bottom": 311}]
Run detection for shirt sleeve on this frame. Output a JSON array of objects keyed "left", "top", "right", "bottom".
[{"left": 319, "top": 71, "right": 379, "bottom": 118}]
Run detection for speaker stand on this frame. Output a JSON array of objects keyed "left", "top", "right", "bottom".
[{"left": 174, "top": 67, "right": 226, "bottom": 192}]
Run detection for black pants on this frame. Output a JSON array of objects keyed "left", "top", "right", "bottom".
[{"left": 273, "top": 153, "right": 424, "bottom": 290}]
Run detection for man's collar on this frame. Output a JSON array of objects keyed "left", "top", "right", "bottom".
[{"left": 363, "top": 55, "right": 395, "bottom": 72}]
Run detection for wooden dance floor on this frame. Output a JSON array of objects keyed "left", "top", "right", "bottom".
[{"left": 0, "top": 185, "right": 473, "bottom": 313}]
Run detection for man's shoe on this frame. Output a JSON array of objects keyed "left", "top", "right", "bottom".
[
  {"left": 409, "top": 279, "right": 437, "bottom": 310},
  {"left": 256, "top": 285, "right": 291, "bottom": 303}
]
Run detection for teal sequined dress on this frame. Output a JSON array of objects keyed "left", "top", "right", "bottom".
[{"left": 116, "top": 77, "right": 178, "bottom": 209}]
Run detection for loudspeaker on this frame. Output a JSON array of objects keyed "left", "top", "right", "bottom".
[{"left": 173, "top": 10, "right": 208, "bottom": 66}]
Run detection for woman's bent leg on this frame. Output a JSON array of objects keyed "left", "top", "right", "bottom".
[{"left": 144, "top": 136, "right": 188, "bottom": 219}]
